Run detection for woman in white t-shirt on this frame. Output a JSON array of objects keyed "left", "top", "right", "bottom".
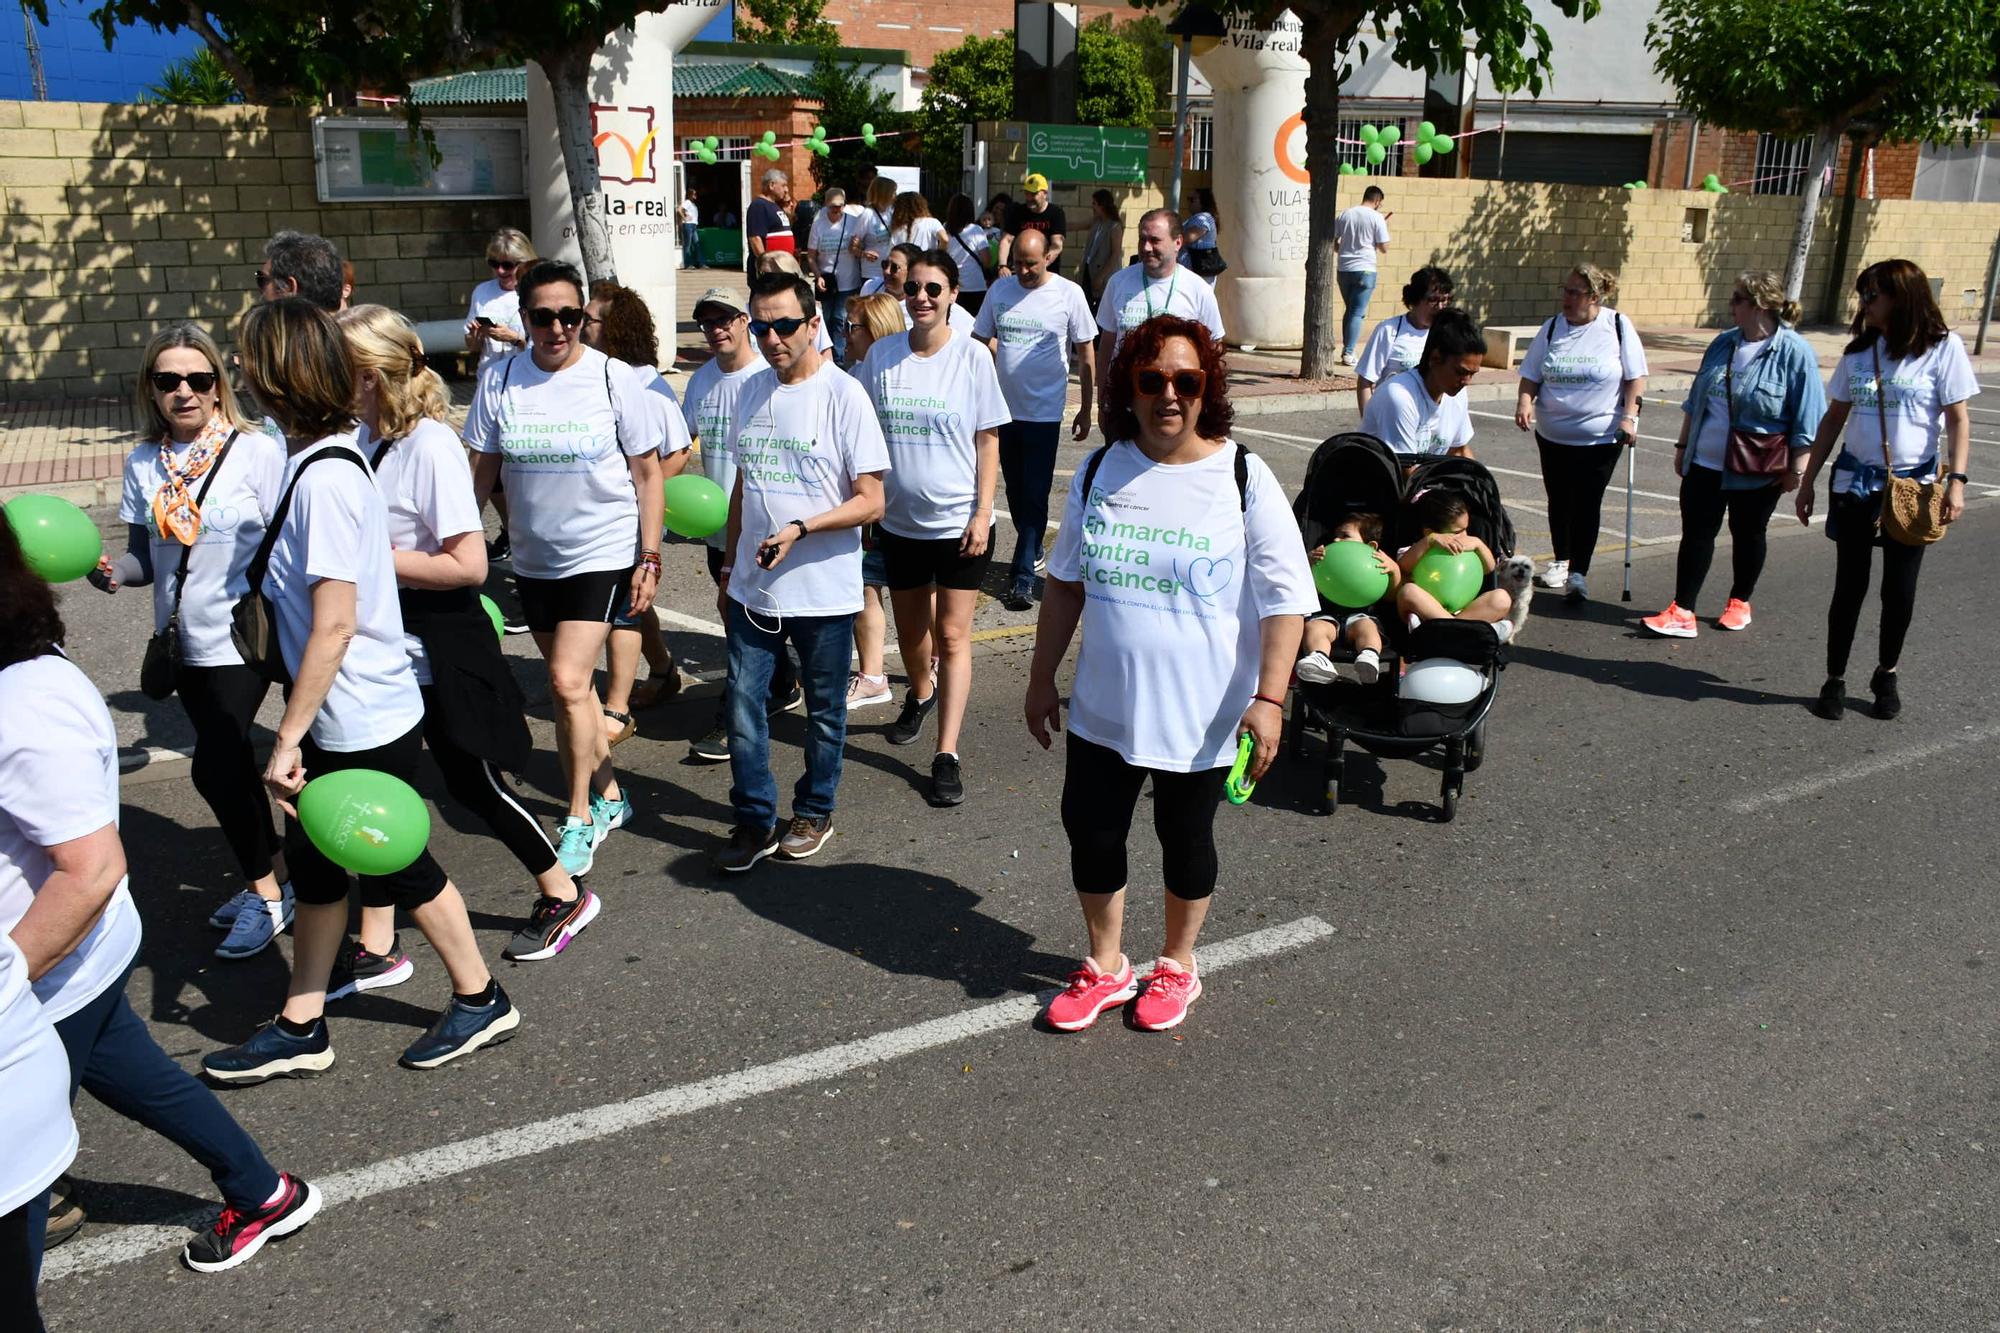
[
  {"left": 91, "top": 324, "right": 292, "bottom": 962},
  {"left": 851, "top": 177, "right": 899, "bottom": 290},
  {"left": 1027, "top": 315, "right": 1315, "bottom": 1034},
  {"left": 1354, "top": 265, "right": 1453, "bottom": 413},
  {"left": 464, "top": 261, "right": 671, "bottom": 879},
  {"left": 463, "top": 227, "right": 536, "bottom": 373},
  {"left": 943, "top": 192, "right": 992, "bottom": 316},
  {"left": 889, "top": 190, "right": 946, "bottom": 256},
  {"left": 1796, "top": 260, "right": 1976, "bottom": 721},
  {"left": 1358, "top": 307, "right": 1483, "bottom": 467},
  {"left": 0, "top": 932, "right": 73, "bottom": 1319},
  {"left": 1514, "top": 263, "right": 1649, "bottom": 603},
  {"left": 344, "top": 305, "right": 600, "bottom": 966},
  {"left": 858, "top": 254, "right": 1011, "bottom": 806},
  {"left": 204, "top": 298, "right": 519, "bottom": 1086},
  {"left": 1, "top": 525, "right": 316, "bottom": 1277}
]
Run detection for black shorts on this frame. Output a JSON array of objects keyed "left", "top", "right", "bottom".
[
  {"left": 515, "top": 566, "right": 634, "bottom": 633},
  {"left": 878, "top": 527, "right": 993, "bottom": 592}
]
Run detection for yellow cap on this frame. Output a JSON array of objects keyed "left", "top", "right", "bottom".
[{"left": 1022, "top": 172, "right": 1050, "bottom": 193}]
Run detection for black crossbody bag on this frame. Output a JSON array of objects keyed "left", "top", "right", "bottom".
[
  {"left": 140, "top": 430, "right": 238, "bottom": 700},
  {"left": 229, "top": 446, "right": 369, "bottom": 684}
]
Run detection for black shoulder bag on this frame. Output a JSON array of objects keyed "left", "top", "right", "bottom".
[
  {"left": 139, "top": 430, "right": 238, "bottom": 700},
  {"left": 229, "top": 446, "right": 369, "bottom": 684}
]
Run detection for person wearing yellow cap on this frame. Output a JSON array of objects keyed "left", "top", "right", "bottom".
[{"left": 997, "top": 173, "right": 1068, "bottom": 277}]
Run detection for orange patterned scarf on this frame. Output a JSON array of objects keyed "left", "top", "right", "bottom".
[{"left": 151, "top": 415, "right": 232, "bottom": 546}]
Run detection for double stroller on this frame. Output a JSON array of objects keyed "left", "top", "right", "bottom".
[{"left": 1286, "top": 433, "right": 1516, "bottom": 822}]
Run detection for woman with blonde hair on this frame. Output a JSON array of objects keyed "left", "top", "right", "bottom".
[
  {"left": 91, "top": 323, "right": 292, "bottom": 959},
  {"left": 853, "top": 176, "right": 900, "bottom": 291},
  {"left": 342, "top": 304, "right": 600, "bottom": 965},
  {"left": 1514, "top": 261, "right": 1648, "bottom": 604},
  {"left": 841, "top": 291, "right": 913, "bottom": 711},
  {"left": 465, "top": 227, "right": 537, "bottom": 371},
  {"left": 1642, "top": 269, "right": 1825, "bottom": 639}
]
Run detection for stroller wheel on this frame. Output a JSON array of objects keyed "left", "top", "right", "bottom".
[
  {"left": 1464, "top": 722, "right": 1487, "bottom": 773},
  {"left": 1319, "top": 731, "right": 1345, "bottom": 817}
]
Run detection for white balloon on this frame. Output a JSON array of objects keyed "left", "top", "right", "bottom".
[{"left": 1398, "top": 658, "right": 1485, "bottom": 705}]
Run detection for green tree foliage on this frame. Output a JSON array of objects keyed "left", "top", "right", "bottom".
[
  {"left": 916, "top": 31, "right": 1014, "bottom": 192},
  {"left": 1648, "top": 0, "right": 2000, "bottom": 302},
  {"left": 805, "top": 49, "right": 910, "bottom": 195},
  {"left": 1114, "top": 13, "right": 1175, "bottom": 118},
  {"left": 1078, "top": 18, "right": 1156, "bottom": 129},
  {"left": 734, "top": 0, "right": 839, "bottom": 47},
  {"left": 146, "top": 47, "right": 241, "bottom": 105}
]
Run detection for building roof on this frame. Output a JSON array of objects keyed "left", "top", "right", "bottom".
[{"left": 409, "top": 61, "right": 816, "bottom": 107}]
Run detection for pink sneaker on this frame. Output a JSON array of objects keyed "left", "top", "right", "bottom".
[
  {"left": 1640, "top": 602, "right": 1698, "bottom": 639},
  {"left": 1132, "top": 957, "right": 1203, "bottom": 1032},
  {"left": 1717, "top": 598, "right": 1753, "bottom": 632},
  {"left": 1044, "top": 955, "right": 1137, "bottom": 1032}
]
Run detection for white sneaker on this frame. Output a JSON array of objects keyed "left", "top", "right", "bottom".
[
  {"left": 1294, "top": 651, "right": 1338, "bottom": 685},
  {"left": 1332, "top": 649, "right": 1382, "bottom": 685},
  {"left": 1535, "top": 559, "right": 1569, "bottom": 589},
  {"left": 845, "top": 672, "right": 893, "bottom": 709},
  {"left": 1564, "top": 571, "right": 1588, "bottom": 603},
  {"left": 1338, "top": 350, "right": 1356, "bottom": 367}
]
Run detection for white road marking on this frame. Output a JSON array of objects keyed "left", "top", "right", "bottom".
[
  {"left": 1464, "top": 407, "right": 1681, "bottom": 450},
  {"left": 1480, "top": 462, "right": 1682, "bottom": 503},
  {"left": 1726, "top": 721, "right": 2000, "bottom": 814},
  {"left": 44, "top": 915, "right": 1336, "bottom": 1281}
]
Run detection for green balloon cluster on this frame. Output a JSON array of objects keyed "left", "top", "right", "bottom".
[
  {"left": 1312, "top": 540, "right": 1390, "bottom": 609},
  {"left": 1623, "top": 179, "right": 1649, "bottom": 190},
  {"left": 1338, "top": 163, "right": 1361, "bottom": 176},
  {"left": 3, "top": 494, "right": 102, "bottom": 583},
  {"left": 860, "top": 123, "right": 879, "bottom": 149},
  {"left": 1411, "top": 120, "right": 1455, "bottom": 167},
  {"left": 663, "top": 474, "right": 729, "bottom": 540},
  {"left": 693, "top": 135, "right": 720, "bottom": 165},
  {"left": 1701, "top": 172, "right": 1729, "bottom": 194},
  {"left": 1410, "top": 548, "right": 1483, "bottom": 614},
  {"left": 1356, "top": 122, "right": 1394, "bottom": 167},
  {"left": 753, "top": 131, "right": 782, "bottom": 163},
  {"left": 296, "top": 769, "right": 431, "bottom": 877},
  {"left": 806, "top": 127, "right": 830, "bottom": 158}
]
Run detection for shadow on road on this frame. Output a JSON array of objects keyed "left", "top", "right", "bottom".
[{"left": 1509, "top": 642, "right": 1812, "bottom": 708}]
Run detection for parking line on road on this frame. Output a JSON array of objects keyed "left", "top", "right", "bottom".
[
  {"left": 42, "top": 914, "right": 1335, "bottom": 1282},
  {"left": 1726, "top": 721, "right": 2000, "bottom": 814}
]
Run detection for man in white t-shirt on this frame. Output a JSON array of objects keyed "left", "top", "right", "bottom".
[
  {"left": 974, "top": 228, "right": 1097, "bottom": 610},
  {"left": 679, "top": 189, "right": 704, "bottom": 270},
  {"left": 1334, "top": 186, "right": 1392, "bottom": 365},
  {"left": 713, "top": 271, "right": 889, "bottom": 873},
  {"left": 1095, "top": 209, "right": 1227, "bottom": 367}
]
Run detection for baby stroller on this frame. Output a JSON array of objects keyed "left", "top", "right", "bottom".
[{"left": 1287, "top": 433, "right": 1513, "bottom": 822}]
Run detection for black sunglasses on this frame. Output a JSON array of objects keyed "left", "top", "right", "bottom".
[
  {"left": 252, "top": 269, "right": 276, "bottom": 290},
  {"left": 526, "top": 306, "right": 587, "bottom": 329},
  {"left": 1134, "top": 367, "right": 1206, "bottom": 399},
  {"left": 151, "top": 371, "right": 220, "bottom": 393},
  {"left": 697, "top": 313, "right": 744, "bottom": 332},
  {"left": 489, "top": 258, "right": 521, "bottom": 271},
  {"left": 902, "top": 280, "right": 948, "bottom": 300},
  {"left": 749, "top": 316, "right": 810, "bottom": 339}
]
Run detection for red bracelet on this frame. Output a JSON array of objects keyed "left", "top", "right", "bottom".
[{"left": 1253, "top": 693, "right": 1286, "bottom": 709}]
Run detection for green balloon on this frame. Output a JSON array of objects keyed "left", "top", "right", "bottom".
[
  {"left": 480, "top": 593, "right": 504, "bottom": 640},
  {"left": 1313, "top": 540, "right": 1390, "bottom": 609},
  {"left": 1338, "top": 162, "right": 1356, "bottom": 176},
  {"left": 1358, "top": 124, "right": 1380, "bottom": 145},
  {"left": 1414, "top": 143, "right": 1434, "bottom": 166},
  {"left": 1411, "top": 548, "right": 1484, "bottom": 615},
  {"left": 3, "top": 494, "right": 103, "bottom": 583},
  {"left": 1431, "top": 133, "right": 1454, "bottom": 154},
  {"left": 663, "top": 473, "right": 729, "bottom": 539},
  {"left": 1365, "top": 142, "right": 1387, "bottom": 166},
  {"left": 1418, "top": 120, "right": 1437, "bottom": 140},
  {"left": 297, "top": 769, "right": 431, "bottom": 877}
]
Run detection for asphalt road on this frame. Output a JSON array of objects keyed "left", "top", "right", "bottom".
[{"left": 33, "top": 377, "right": 2000, "bottom": 1330}]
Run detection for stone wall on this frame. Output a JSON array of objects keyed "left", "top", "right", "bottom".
[{"left": 1, "top": 100, "right": 531, "bottom": 402}]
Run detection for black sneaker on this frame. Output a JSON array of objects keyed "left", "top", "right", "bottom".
[
  {"left": 1000, "top": 585, "right": 1035, "bottom": 613},
  {"left": 1871, "top": 666, "right": 1901, "bottom": 720},
  {"left": 690, "top": 725, "right": 731, "bottom": 762},
  {"left": 326, "top": 934, "right": 414, "bottom": 1001},
  {"left": 886, "top": 689, "right": 936, "bottom": 746},
  {"left": 501, "top": 614, "right": 531, "bottom": 636},
  {"left": 768, "top": 681, "right": 804, "bottom": 715},
  {"left": 485, "top": 533, "right": 511, "bottom": 564},
  {"left": 400, "top": 985, "right": 521, "bottom": 1070},
  {"left": 929, "top": 753, "right": 965, "bottom": 806},
  {"left": 1811, "top": 677, "right": 1846, "bottom": 721},
  {"left": 713, "top": 823, "right": 781, "bottom": 873},
  {"left": 502, "top": 890, "right": 602, "bottom": 962},
  {"left": 201, "top": 1016, "right": 334, "bottom": 1085},
  {"left": 181, "top": 1173, "right": 321, "bottom": 1274}
]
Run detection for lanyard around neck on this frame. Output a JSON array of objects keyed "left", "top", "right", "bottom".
[{"left": 1144, "top": 271, "right": 1179, "bottom": 319}]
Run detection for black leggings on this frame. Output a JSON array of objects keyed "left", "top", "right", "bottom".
[
  {"left": 1535, "top": 436, "right": 1622, "bottom": 572},
  {"left": 290, "top": 722, "right": 449, "bottom": 910},
  {"left": 1824, "top": 495, "right": 1927, "bottom": 679},
  {"left": 1060, "top": 733, "right": 1228, "bottom": 901},
  {"left": 1674, "top": 466, "right": 1782, "bottom": 610},
  {"left": 1, "top": 1201, "right": 42, "bottom": 1333},
  {"left": 420, "top": 685, "right": 558, "bottom": 879},
  {"left": 177, "top": 664, "right": 280, "bottom": 883}
]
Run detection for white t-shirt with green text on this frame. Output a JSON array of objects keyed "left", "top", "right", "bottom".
[
  {"left": 683, "top": 357, "right": 772, "bottom": 551},
  {"left": 858, "top": 330, "right": 1010, "bottom": 540},
  {"left": 1828, "top": 332, "right": 1979, "bottom": 494},
  {"left": 973, "top": 272, "right": 1096, "bottom": 423}
]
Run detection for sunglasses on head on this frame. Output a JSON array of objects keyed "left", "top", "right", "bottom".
[
  {"left": 1134, "top": 367, "right": 1206, "bottom": 399},
  {"left": 151, "top": 370, "right": 219, "bottom": 394},
  {"left": 902, "top": 280, "right": 948, "bottom": 300},
  {"left": 489, "top": 258, "right": 520, "bottom": 271},
  {"left": 526, "top": 306, "right": 586, "bottom": 329},
  {"left": 749, "top": 316, "right": 811, "bottom": 339}
]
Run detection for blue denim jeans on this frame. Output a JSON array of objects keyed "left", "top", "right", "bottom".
[
  {"left": 726, "top": 599, "right": 854, "bottom": 829},
  {"left": 1336, "top": 269, "right": 1377, "bottom": 355},
  {"left": 27, "top": 969, "right": 281, "bottom": 1279},
  {"left": 998, "top": 420, "right": 1061, "bottom": 593},
  {"left": 681, "top": 222, "right": 705, "bottom": 269},
  {"left": 824, "top": 287, "right": 854, "bottom": 365}
]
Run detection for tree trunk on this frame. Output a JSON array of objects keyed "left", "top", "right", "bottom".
[
  {"left": 543, "top": 44, "right": 618, "bottom": 287},
  {"left": 1781, "top": 124, "right": 1843, "bottom": 306},
  {"left": 1297, "top": 11, "right": 1353, "bottom": 381}
]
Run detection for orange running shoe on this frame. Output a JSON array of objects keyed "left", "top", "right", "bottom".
[
  {"left": 1717, "top": 598, "right": 1753, "bottom": 631},
  {"left": 1641, "top": 602, "right": 1699, "bottom": 638}
]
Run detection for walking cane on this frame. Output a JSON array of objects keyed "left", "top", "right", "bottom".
[{"left": 1620, "top": 436, "right": 1635, "bottom": 602}]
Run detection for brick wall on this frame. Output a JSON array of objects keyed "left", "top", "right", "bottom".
[
  {"left": 822, "top": 0, "right": 1011, "bottom": 70},
  {"left": 681, "top": 98, "right": 823, "bottom": 198},
  {"left": 0, "top": 100, "right": 530, "bottom": 402},
  {"left": 1649, "top": 122, "right": 1921, "bottom": 199}
]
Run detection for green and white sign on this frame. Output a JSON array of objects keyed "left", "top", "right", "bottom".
[{"left": 1027, "top": 124, "right": 1149, "bottom": 184}]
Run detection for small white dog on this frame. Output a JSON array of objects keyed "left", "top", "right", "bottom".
[{"left": 1494, "top": 555, "right": 1535, "bottom": 639}]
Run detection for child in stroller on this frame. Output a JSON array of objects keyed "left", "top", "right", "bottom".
[
  {"left": 1296, "top": 511, "right": 1400, "bottom": 686},
  {"left": 1395, "top": 488, "right": 1515, "bottom": 635}
]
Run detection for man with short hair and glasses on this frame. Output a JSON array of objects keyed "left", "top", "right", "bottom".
[{"left": 711, "top": 272, "right": 889, "bottom": 872}]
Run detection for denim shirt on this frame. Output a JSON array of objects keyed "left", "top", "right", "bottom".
[{"left": 1682, "top": 325, "right": 1827, "bottom": 488}]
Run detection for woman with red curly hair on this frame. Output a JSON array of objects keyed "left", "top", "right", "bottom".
[{"left": 1024, "top": 315, "right": 1315, "bottom": 1033}]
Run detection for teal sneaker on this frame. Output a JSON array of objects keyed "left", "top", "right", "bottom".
[
  {"left": 589, "top": 789, "right": 633, "bottom": 849},
  {"left": 556, "top": 816, "right": 595, "bottom": 877}
]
